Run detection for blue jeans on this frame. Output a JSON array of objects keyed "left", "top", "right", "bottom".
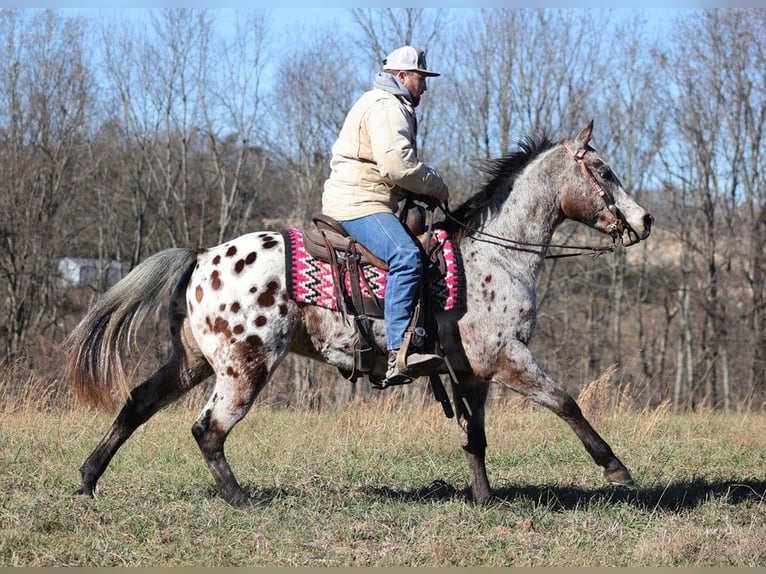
[{"left": 340, "top": 212, "right": 422, "bottom": 351}]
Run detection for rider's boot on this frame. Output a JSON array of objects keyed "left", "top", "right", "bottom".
[{"left": 384, "top": 348, "right": 443, "bottom": 386}]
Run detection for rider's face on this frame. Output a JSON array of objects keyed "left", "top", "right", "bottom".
[{"left": 398, "top": 71, "right": 427, "bottom": 107}]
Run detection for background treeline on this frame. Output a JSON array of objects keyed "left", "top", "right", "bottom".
[{"left": 1, "top": 8, "right": 764, "bottom": 413}]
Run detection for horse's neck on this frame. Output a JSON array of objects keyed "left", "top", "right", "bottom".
[{"left": 475, "top": 176, "right": 559, "bottom": 278}]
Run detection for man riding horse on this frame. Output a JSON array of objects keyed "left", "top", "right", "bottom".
[{"left": 321, "top": 45, "right": 449, "bottom": 387}]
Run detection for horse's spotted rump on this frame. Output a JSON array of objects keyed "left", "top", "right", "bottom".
[
  {"left": 234, "top": 252, "right": 258, "bottom": 273},
  {"left": 187, "top": 233, "right": 290, "bottom": 378},
  {"left": 261, "top": 235, "right": 278, "bottom": 249},
  {"left": 246, "top": 334, "right": 263, "bottom": 347},
  {"left": 212, "top": 317, "right": 230, "bottom": 338},
  {"left": 257, "top": 280, "right": 280, "bottom": 307}
]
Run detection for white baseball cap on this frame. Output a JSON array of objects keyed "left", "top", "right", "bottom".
[{"left": 382, "top": 46, "right": 440, "bottom": 77}]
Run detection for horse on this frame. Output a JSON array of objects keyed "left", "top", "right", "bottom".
[{"left": 63, "top": 120, "right": 653, "bottom": 507}]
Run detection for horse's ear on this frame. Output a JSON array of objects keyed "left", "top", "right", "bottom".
[{"left": 574, "top": 120, "right": 594, "bottom": 148}]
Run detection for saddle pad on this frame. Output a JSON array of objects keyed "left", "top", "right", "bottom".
[{"left": 282, "top": 226, "right": 465, "bottom": 313}]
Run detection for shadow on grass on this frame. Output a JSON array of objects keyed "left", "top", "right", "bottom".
[
  {"left": 204, "top": 485, "right": 291, "bottom": 507},
  {"left": 361, "top": 477, "right": 766, "bottom": 513}
]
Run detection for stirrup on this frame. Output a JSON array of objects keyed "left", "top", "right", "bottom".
[
  {"left": 404, "top": 352, "right": 444, "bottom": 375},
  {"left": 373, "top": 375, "right": 415, "bottom": 390}
]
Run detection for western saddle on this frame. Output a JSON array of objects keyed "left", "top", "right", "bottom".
[{"left": 299, "top": 203, "right": 454, "bottom": 416}]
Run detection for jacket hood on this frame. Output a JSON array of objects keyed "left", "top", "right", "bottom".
[{"left": 373, "top": 72, "right": 414, "bottom": 105}]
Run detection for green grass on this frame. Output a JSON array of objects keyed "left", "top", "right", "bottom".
[{"left": 1, "top": 397, "right": 765, "bottom": 566}]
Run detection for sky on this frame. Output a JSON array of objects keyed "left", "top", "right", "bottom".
[
  {"left": 5, "top": 5, "right": 757, "bottom": 42},
  {"left": 12, "top": 7, "right": 732, "bottom": 42},
  {"left": 8, "top": 3, "right": 757, "bottom": 12}
]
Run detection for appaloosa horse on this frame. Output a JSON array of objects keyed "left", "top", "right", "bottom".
[{"left": 64, "top": 121, "right": 653, "bottom": 506}]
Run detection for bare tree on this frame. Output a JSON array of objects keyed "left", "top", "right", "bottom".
[
  {"left": 0, "top": 9, "right": 94, "bottom": 367},
  {"left": 595, "top": 12, "right": 668, "bottom": 408},
  {"left": 267, "top": 30, "right": 360, "bottom": 225},
  {"left": 98, "top": 9, "right": 273, "bottom": 256},
  {"left": 657, "top": 8, "right": 766, "bottom": 410},
  {"left": 199, "top": 11, "right": 269, "bottom": 244}
]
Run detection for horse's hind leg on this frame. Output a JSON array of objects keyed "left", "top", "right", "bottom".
[
  {"left": 495, "top": 344, "right": 634, "bottom": 486},
  {"left": 190, "top": 349, "right": 280, "bottom": 507},
  {"left": 78, "top": 350, "right": 212, "bottom": 498}
]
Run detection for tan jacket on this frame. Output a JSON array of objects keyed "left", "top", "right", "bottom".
[{"left": 322, "top": 86, "right": 447, "bottom": 221}]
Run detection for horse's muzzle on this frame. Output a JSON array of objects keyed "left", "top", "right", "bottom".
[{"left": 620, "top": 212, "right": 653, "bottom": 246}]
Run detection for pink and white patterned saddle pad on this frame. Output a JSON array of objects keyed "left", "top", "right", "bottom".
[{"left": 282, "top": 226, "right": 465, "bottom": 314}]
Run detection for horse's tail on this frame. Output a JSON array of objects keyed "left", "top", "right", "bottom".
[{"left": 63, "top": 247, "right": 199, "bottom": 412}]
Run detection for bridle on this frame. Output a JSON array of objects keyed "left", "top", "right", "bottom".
[
  {"left": 562, "top": 141, "right": 646, "bottom": 245},
  {"left": 561, "top": 142, "right": 618, "bottom": 215}
]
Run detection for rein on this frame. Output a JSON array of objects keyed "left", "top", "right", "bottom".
[{"left": 437, "top": 204, "right": 615, "bottom": 259}]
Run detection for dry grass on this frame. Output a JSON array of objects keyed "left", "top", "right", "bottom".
[
  {"left": 1, "top": 388, "right": 765, "bottom": 566},
  {"left": 1, "top": 364, "right": 765, "bottom": 566}
]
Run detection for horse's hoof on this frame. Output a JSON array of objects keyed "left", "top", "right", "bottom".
[
  {"left": 473, "top": 491, "right": 500, "bottom": 506},
  {"left": 225, "top": 492, "right": 251, "bottom": 507},
  {"left": 604, "top": 467, "right": 635, "bottom": 487},
  {"left": 73, "top": 486, "right": 95, "bottom": 498},
  {"left": 225, "top": 489, "right": 271, "bottom": 508}
]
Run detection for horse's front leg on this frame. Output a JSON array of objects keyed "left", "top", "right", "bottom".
[
  {"left": 493, "top": 343, "right": 634, "bottom": 487},
  {"left": 452, "top": 376, "right": 494, "bottom": 504}
]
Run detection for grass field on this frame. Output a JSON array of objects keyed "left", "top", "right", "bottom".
[{"left": 1, "top": 394, "right": 764, "bottom": 566}]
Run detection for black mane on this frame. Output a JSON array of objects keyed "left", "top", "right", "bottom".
[{"left": 440, "top": 134, "right": 556, "bottom": 236}]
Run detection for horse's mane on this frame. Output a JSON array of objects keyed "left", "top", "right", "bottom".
[{"left": 439, "top": 134, "right": 556, "bottom": 237}]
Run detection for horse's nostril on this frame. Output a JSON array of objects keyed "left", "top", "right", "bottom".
[{"left": 644, "top": 213, "right": 654, "bottom": 231}]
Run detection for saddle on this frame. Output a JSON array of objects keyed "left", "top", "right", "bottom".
[
  {"left": 300, "top": 204, "right": 454, "bottom": 416},
  {"left": 304, "top": 206, "right": 432, "bottom": 268},
  {"left": 302, "top": 208, "right": 446, "bottom": 319}
]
